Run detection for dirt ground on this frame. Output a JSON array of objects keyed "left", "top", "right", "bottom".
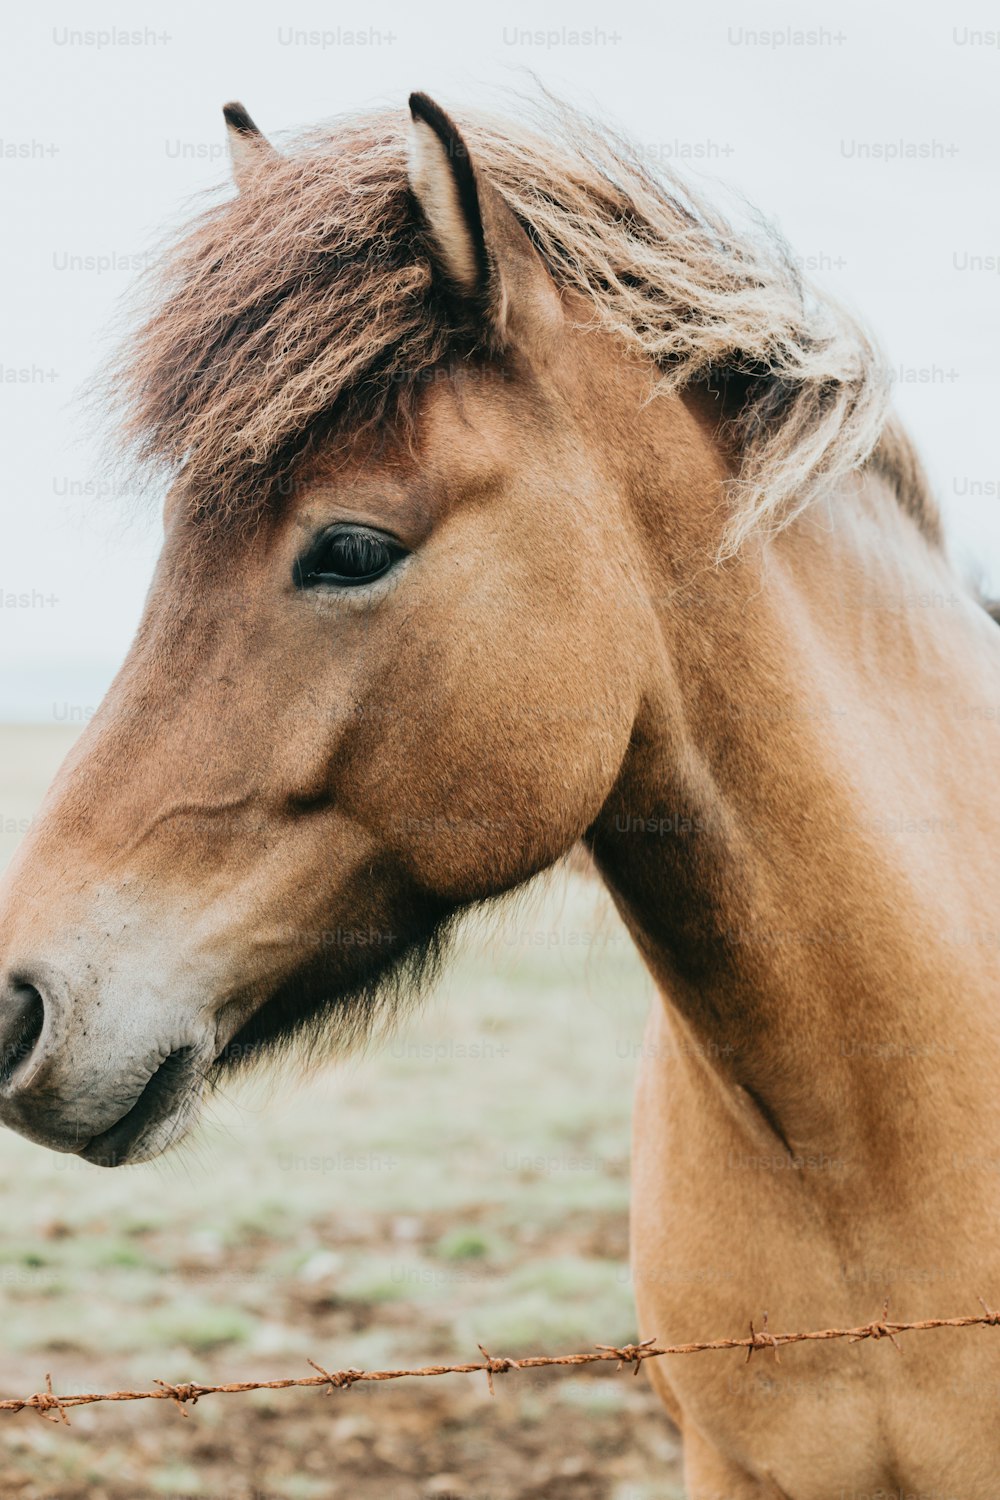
[{"left": 0, "top": 1207, "right": 683, "bottom": 1499}]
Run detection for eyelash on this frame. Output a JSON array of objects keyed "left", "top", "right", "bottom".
[{"left": 294, "top": 526, "right": 408, "bottom": 590}]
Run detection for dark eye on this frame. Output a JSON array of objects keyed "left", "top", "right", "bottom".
[{"left": 295, "top": 525, "right": 407, "bottom": 589}]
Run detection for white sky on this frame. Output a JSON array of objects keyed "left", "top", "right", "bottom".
[{"left": 2, "top": 0, "right": 1000, "bottom": 720}]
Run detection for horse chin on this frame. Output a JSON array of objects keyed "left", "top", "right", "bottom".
[
  {"left": 212, "top": 911, "right": 457, "bottom": 1081},
  {"left": 75, "top": 1046, "right": 209, "bottom": 1169}
]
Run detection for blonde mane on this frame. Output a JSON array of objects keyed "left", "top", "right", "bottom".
[{"left": 108, "top": 94, "right": 938, "bottom": 552}]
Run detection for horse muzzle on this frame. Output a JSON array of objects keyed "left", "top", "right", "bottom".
[{"left": 0, "top": 960, "right": 216, "bottom": 1166}]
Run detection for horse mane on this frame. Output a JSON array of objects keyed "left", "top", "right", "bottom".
[{"left": 106, "top": 92, "right": 939, "bottom": 552}]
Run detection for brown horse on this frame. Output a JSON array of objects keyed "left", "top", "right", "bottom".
[{"left": 2, "top": 91, "right": 999, "bottom": 1494}]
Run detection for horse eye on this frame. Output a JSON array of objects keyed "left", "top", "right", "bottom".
[{"left": 295, "top": 526, "right": 407, "bottom": 589}]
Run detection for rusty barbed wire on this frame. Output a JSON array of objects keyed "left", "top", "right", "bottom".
[{"left": 4, "top": 1298, "right": 1000, "bottom": 1423}]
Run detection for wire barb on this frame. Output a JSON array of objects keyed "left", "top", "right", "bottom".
[
  {"left": 848, "top": 1298, "right": 901, "bottom": 1353},
  {"left": 595, "top": 1337, "right": 658, "bottom": 1375},
  {"left": 745, "top": 1312, "right": 781, "bottom": 1365},
  {"left": 477, "top": 1344, "right": 517, "bottom": 1395},
  {"left": 977, "top": 1297, "right": 1000, "bottom": 1327},
  {"left": 306, "top": 1359, "right": 363, "bottom": 1393},
  {"left": 152, "top": 1379, "right": 202, "bottom": 1415},
  {"left": 27, "top": 1374, "right": 70, "bottom": 1425}
]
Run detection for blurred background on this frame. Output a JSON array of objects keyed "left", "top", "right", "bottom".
[{"left": 2, "top": 1, "right": 998, "bottom": 1495}]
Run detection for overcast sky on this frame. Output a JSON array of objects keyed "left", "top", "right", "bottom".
[{"left": 3, "top": 0, "right": 1000, "bottom": 720}]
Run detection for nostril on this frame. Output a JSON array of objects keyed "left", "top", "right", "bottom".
[{"left": 0, "top": 983, "right": 46, "bottom": 1088}]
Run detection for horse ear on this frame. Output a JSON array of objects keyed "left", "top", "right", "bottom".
[
  {"left": 406, "top": 91, "right": 559, "bottom": 346},
  {"left": 223, "top": 101, "right": 277, "bottom": 190}
]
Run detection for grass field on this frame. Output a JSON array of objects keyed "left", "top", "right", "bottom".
[{"left": 0, "top": 727, "right": 684, "bottom": 1499}]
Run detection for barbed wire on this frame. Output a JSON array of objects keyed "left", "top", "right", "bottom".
[{"left": 4, "top": 1298, "right": 1000, "bottom": 1424}]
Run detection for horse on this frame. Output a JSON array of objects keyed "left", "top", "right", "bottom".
[{"left": 1, "top": 89, "right": 998, "bottom": 1495}]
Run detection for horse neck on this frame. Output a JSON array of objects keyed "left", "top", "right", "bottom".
[{"left": 589, "top": 405, "right": 1000, "bottom": 1155}]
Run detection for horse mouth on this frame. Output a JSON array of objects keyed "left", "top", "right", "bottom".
[{"left": 78, "top": 1046, "right": 202, "bottom": 1167}]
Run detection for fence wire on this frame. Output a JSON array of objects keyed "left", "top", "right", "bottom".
[{"left": 4, "top": 1298, "right": 1000, "bottom": 1423}]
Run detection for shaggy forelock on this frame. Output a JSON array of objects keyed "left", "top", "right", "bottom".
[{"left": 106, "top": 93, "right": 938, "bottom": 551}]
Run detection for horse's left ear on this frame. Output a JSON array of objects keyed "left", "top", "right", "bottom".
[
  {"left": 406, "top": 91, "right": 560, "bottom": 347},
  {"left": 223, "top": 101, "right": 277, "bottom": 190}
]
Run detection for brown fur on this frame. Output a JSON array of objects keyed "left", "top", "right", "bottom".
[{"left": 3, "top": 93, "right": 999, "bottom": 1495}]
